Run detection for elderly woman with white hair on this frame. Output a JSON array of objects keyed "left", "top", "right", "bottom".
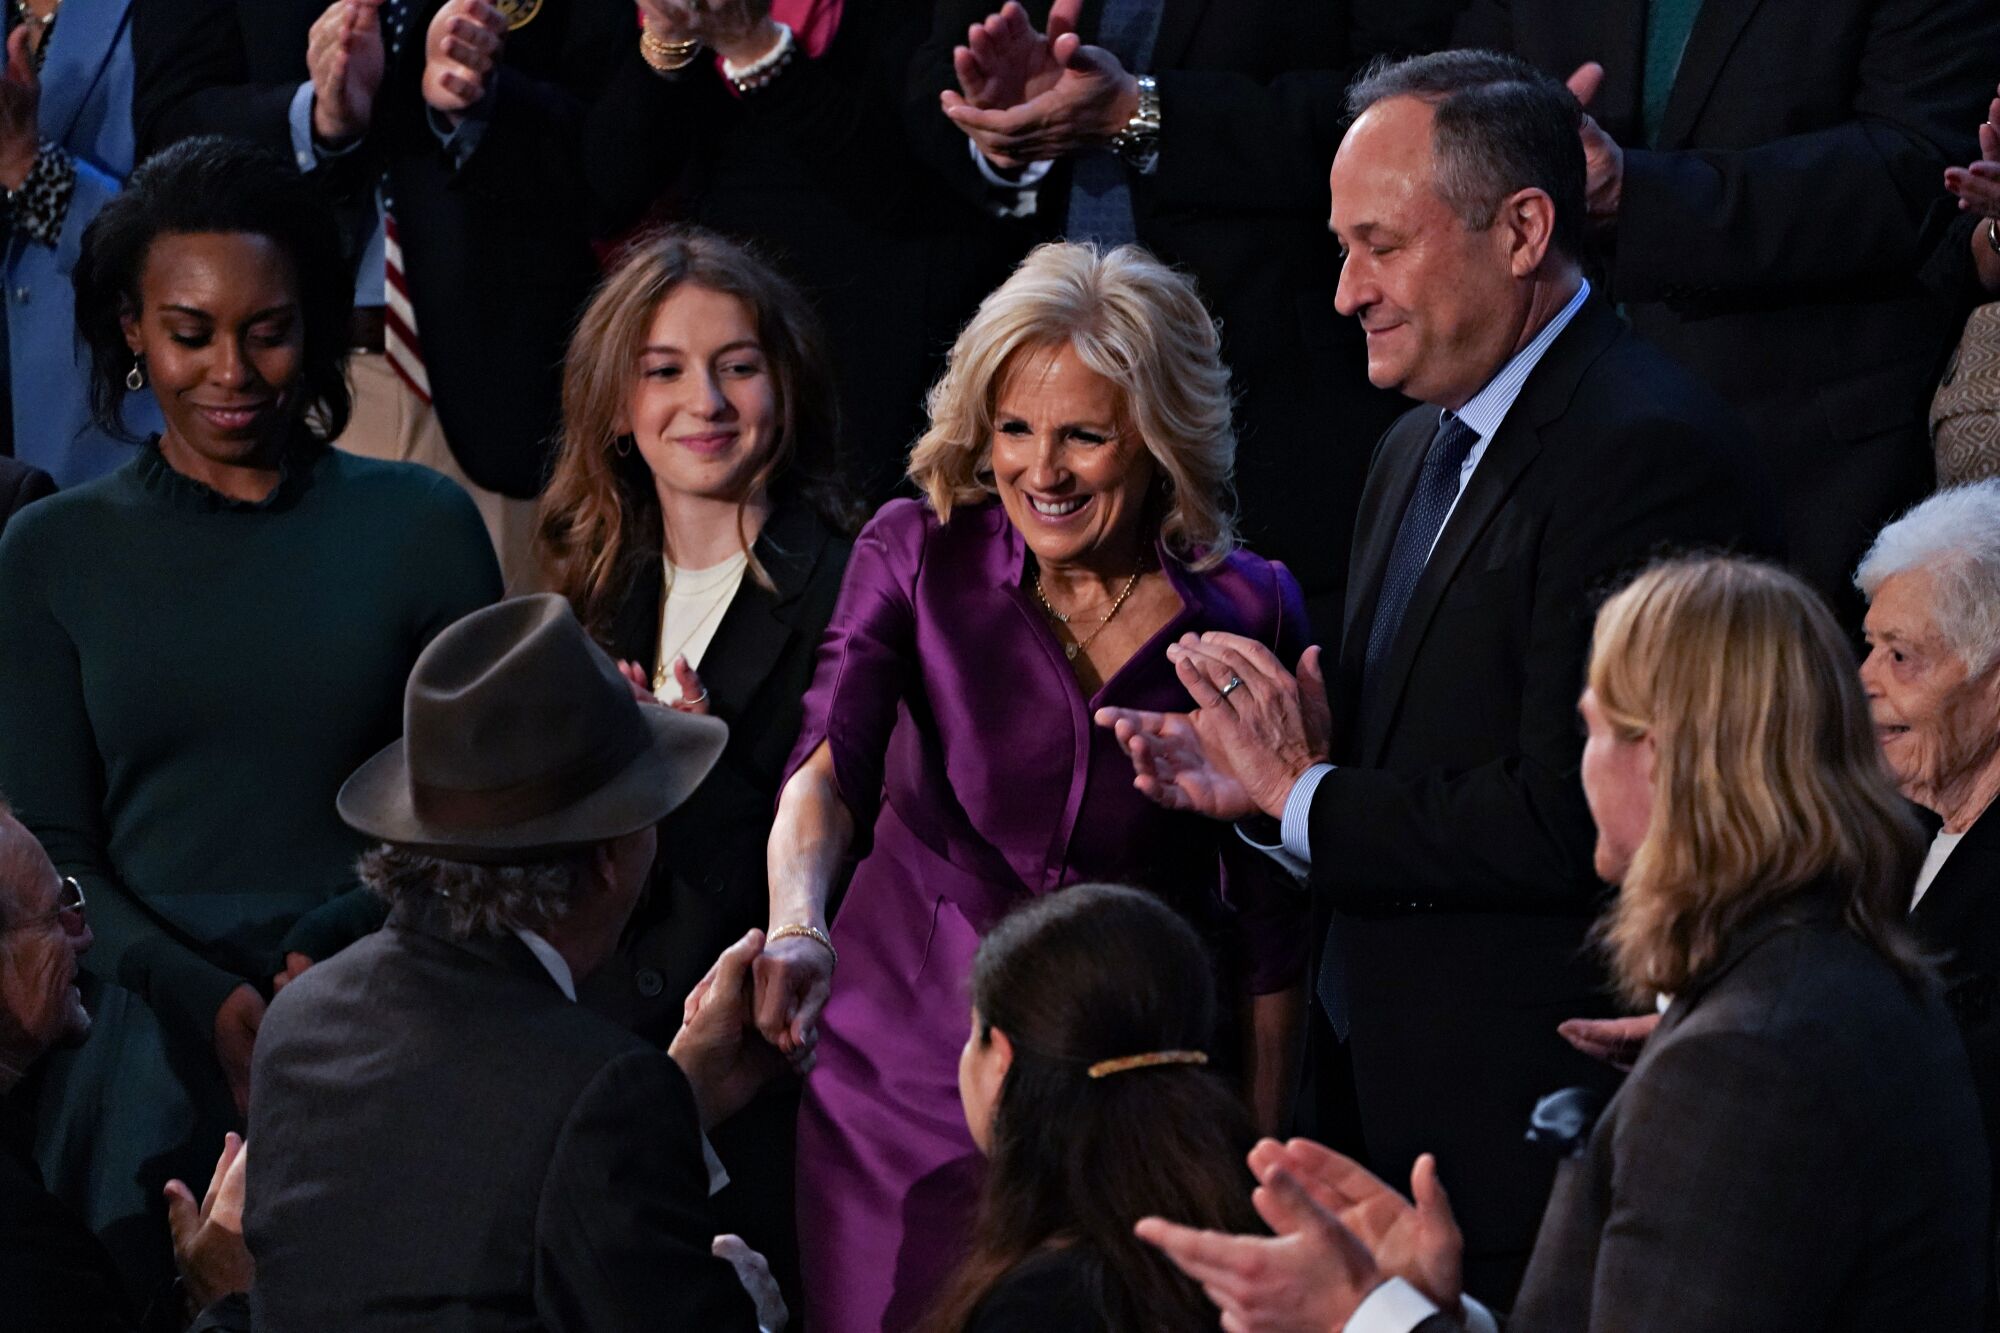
[
  {"left": 751, "top": 241, "right": 1314, "bottom": 1333},
  {"left": 1856, "top": 480, "right": 2000, "bottom": 1205}
]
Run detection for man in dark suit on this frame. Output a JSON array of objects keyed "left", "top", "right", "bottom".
[
  {"left": 0, "top": 456, "right": 54, "bottom": 535},
  {"left": 910, "top": 0, "right": 1460, "bottom": 627},
  {"left": 1098, "top": 50, "right": 1774, "bottom": 1299},
  {"left": 245, "top": 594, "right": 781, "bottom": 1330},
  {"left": 130, "top": 0, "right": 629, "bottom": 588},
  {"left": 0, "top": 799, "right": 251, "bottom": 1331},
  {"left": 1453, "top": 0, "right": 2000, "bottom": 625}
]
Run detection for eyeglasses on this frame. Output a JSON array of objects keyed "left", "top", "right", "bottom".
[{"left": 4, "top": 875, "right": 86, "bottom": 933}]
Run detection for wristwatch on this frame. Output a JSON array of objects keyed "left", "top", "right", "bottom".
[{"left": 1110, "top": 74, "right": 1161, "bottom": 172}]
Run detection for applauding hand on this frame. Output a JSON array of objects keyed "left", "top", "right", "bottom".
[
  {"left": 1097, "top": 636, "right": 1331, "bottom": 822},
  {"left": 307, "top": 0, "right": 386, "bottom": 144},
  {"left": 423, "top": 0, "right": 508, "bottom": 122},
  {"left": 0, "top": 27, "right": 41, "bottom": 191},
  {"left": 939, "top": 0, "right": 1138, "bottom": 169}
]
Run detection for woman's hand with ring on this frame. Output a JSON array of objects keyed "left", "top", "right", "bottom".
[{"left": 667, "top": 654, "right": 712, "bottom": 715}]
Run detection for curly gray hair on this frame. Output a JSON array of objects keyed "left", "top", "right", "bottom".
[
  {"left": 1855, "top": 479, "right": 2000, "bottom": 674},
  {"left": 358, "top": 844, "right": 591, "bottom": 940}
]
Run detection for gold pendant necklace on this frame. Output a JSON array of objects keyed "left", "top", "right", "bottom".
[{"left": 1034, "top": 557, "right": 1146, "bottom": 662}]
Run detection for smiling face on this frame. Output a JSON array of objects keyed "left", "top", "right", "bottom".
[
  {"left": 1579, "top": 688, "right": 1656, "bottom": 886},
  {"left": 1328, "top": 96, "right": 1527, "bottom": 410},
  {"left": 0, "top": 815, "right": 93, "bottom": 1065},
  {"left": 1860, "top": 568, "right": 2000, "bottom": 821},
  {"left": 120, "top": 231, "right": 304, "bottom": 483},
  {"left": 623, "top": 283, "right": 778, "bottom": 509},
  {"left": 989, "top": 341, "right": 1156, "bottom": 574}
]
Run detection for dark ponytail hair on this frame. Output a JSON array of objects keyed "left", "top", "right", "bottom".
[
  {"left": 924, "top": 884, "right": 1261, "bottom": 1332},
  {"left": 73, "top": 135, "right": 354, "bottom": 443}
]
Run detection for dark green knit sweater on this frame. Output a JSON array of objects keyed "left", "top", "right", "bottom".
[{"left": 0, "top": 440, "right": 501, "bottom": 1051}]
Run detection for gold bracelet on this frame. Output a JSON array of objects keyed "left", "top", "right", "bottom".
[
  {"left": 640, "top": 28, "right": 700, "bottom": 74},
  {"left": 768, "top": 922, "right": 837, "bottom": 969}
]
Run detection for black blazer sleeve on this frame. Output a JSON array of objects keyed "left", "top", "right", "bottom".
[
  {"left": 130, "top": 0, "right": 300, "bottom": 157},
  {"left": 534, "top": 1049, "right": 760, "bottom": 1332},
  {"left": 1309, "top": 414, "right": 1768, "bottom": 913}
]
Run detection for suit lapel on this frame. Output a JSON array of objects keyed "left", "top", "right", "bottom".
[
  {"left": 1353, "top": 298, "right": 1624, "bottom": 766},
  {"left": 1653, "top": 0, "right": 1766, "bottom": 150},
  {"left": 695, "top": 503, "right": 829, "bottom": 721},
  {"left": 605, "top": 552, "right": 665, "bottom": 670},
  {"left": 1150, "top": 0, "right": 1214, "bottom": 71},
  {"left": 32, "top": 0, "right": 132, "bottom": 147},
  {"left": 1912, "top": 804, "right": 2000, "bottom": 941},
  {"left": 1339, "top": 413, "right": 1431, "bottom": 703},
  {"left": 1356, "top": 423, "right": 1545, "bottom": 765}
]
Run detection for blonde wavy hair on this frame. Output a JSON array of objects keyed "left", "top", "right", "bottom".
[
  {"left": 535, "top": 227, "right": 847, "bottom": 640},
  {"left": 907, "top": 242, "right": 1238, "bottom": 569},
  {"left": 1588, "top": 557, "right": 1926, "bottom": 1005}
]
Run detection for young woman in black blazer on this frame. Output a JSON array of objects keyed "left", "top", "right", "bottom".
[{"left": 535, "top": 226, "right": 858, "bottom": 1301}]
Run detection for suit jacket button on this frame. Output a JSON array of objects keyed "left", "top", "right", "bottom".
[
  {"left": 635, "top": 968, "right": 665, "bottom": 998},
  {"left": 12, "top": 287, "right": 27, "bottom": 303}
]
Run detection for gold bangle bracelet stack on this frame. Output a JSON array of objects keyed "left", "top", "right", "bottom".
[
  {"left": 640, "top": 28, "right": 700, "bottom": 74},
  {"left": 768, "top": 922, "right": 837, "bottom": 969}
]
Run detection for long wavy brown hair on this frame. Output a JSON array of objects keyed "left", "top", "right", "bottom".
[
  {"left": 535, "top": 227, "right": 852, "bottom": 640},
  {"left": 923, "top": 885, "right": 1260, "bottom": 1333},
  {"left": 1589, "top": 557, "right": 1928, "bottom": 1005}
]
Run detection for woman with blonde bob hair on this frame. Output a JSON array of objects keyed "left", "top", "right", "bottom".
[
  {"left": 907, "top": 240, "right": 1239, "bottom": 569},
  {"left": 535, "top": 226, "right": 857, "bottom": 1304},
  {"left": 1138, "top": 555, "right": 1991, "bottom": 1332},
  {"left": 756, "top": 241, "right": 1314, "bottom": 1333},
  {"left": 1586, "top": 556, "right": 1927, "bottom": 1003}
]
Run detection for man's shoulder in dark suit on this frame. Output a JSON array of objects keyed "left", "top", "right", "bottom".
[{"left": 247, "top": 921, "right": 757, "bottom": 1331}]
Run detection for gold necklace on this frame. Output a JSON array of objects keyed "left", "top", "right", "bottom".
[
  {"left": 1033, "top": 557, "right": 1147, "bottom": 662},
  {"left": 651, "top": 560, "right": 741, "bottom": 692}
]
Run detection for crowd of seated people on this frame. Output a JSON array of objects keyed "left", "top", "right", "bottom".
[{"left": 5, "top": 2, "right": 2000, "bottom": 1330}]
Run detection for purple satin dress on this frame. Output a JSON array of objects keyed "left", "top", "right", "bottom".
[{"left": 785, "top": 499, "right": 1310, "bottom": 1333}]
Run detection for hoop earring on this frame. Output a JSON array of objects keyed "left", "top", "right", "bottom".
[
  {"left": 125, "top": 358, "right": 146, "bottom": 392},
  {"left": 612, "top": 434, "right": 633, "bottom": 458}
]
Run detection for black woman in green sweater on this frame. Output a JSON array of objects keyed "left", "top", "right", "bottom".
[{"left": 0, "top": 137, "right": 502, "bottom": 1300}]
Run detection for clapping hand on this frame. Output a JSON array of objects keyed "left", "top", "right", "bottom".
[
  {"left": 1945, "top": 85, "right": 2000, "bottom": 217},
  {"left": 165, "top": 1133, "right": 255, "bottom": 1311},
  {"left": 669, "top": 928, "right": 788, "bottom": 1129},
  {"left": 423, "top": 0, "right": 508, "bottom": 122},
  {"left": 307, "top": 0, "right": 386, "bottom": 144},
  {"left": 0, "top": 27, "right": 41, "bottom": 192},
  {"left": 1096, "top": 635, "right": 1331, "bottom": 823},
  {"left": 950, "top": 0, "right": 1074, "bottom": 115},
  {"left": 1566, "top": 62, "right": 1624, "bottom": 224},
  {"left": 213, "top": 983, "right": 266, "bottom": 1117},
  {"left": 644, "top": 0, "right": 782, "bottom": 67},
  {"left": 1136, "top": 1137, "right": 1465, "bottom": 1330},
  {"left": 939, "top": 0, "right": 1140, "bottom": 168}
]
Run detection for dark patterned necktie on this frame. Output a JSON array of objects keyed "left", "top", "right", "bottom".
[
  {"left": 1361, "top": 410, "right": 1480, "bottom": 696},
  {"left": 1063, "top": 0, "right": 1162, "bottom": 246}
]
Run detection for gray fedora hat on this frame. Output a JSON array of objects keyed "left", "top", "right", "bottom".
[{"left": 337, "top": 593, "right": 727, "bottom": 861}]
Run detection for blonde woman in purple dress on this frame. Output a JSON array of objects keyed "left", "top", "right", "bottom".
[{"left": 753, "top": 242, "right": 1317, "bottom": 1332}]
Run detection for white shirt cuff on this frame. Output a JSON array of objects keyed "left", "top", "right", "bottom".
[
  {"left": 702, "top": 1134, "right": 730, "bottom": 1196},
  {"left": 967, "top": 139, "right": 1052, "bottom": 217},
  {"left": 1347, "top": 1277, "right": 1441, "bottom": 1333},
  {"left": 1461, "top": 1295, "right": 1499, "bottom": 1333},
  {"left": 1281, "top": 763, "right": 1332, "bottom": 866}
]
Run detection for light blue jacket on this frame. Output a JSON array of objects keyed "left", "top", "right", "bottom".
[{"left": 6, "top": 0, "right": 159, "bottom": 486}]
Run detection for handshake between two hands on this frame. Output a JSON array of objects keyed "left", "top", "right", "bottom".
[{"left": 667, "top": 924, "right": 834, "bottom": 1130}]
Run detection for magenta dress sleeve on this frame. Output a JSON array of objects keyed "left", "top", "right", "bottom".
[
  {"left": 1222, "top": 557, "right": 1316, "bottom": 993},
  {"left": 780, "top": 499, "right": 927, "bottom": 852}
]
